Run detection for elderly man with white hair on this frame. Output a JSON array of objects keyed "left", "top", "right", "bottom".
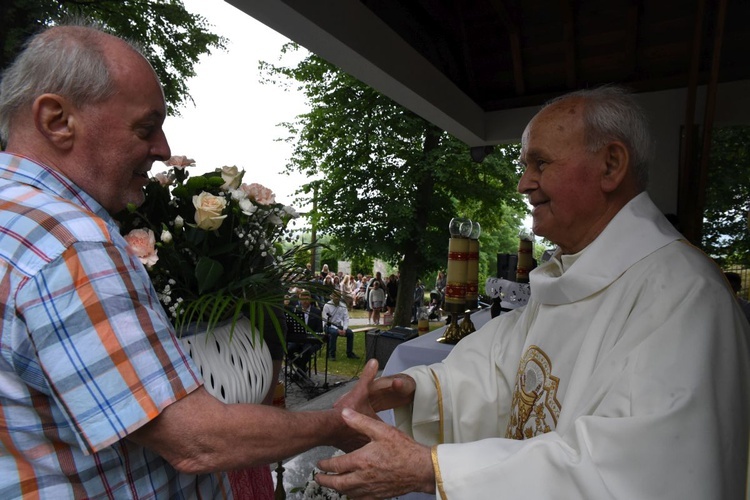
[{"left": 316, "top": 86, "right": 750, "bottom": 500}]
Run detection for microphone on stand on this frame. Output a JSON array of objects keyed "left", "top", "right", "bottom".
[
  {"left": 325, "top": 313, "right": 334, "bottom": 337},
  {"left": 323, "top": 313, "right": 333, "bottom": 389}
]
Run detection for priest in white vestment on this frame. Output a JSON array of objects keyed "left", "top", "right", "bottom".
[{"left": 316, "top": 86, "right": 750, "bottom": 499}]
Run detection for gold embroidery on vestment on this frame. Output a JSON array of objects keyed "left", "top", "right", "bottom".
[
  {"left": 432, "top": 444, "right": 447, "bottom": 500},
  {"left": 505, "top": 345, "right": 561, "bottom": 439},
  {"left": 430, "top": 368, "right": 444, "bottom": 444}
]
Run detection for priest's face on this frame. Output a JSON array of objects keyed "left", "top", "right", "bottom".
[{"left": 517, "top": 98, "right": 610, "bottom": 254}]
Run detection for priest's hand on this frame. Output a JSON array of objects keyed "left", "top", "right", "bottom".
[
  {"left": 331, "top": 359, "right": 380, "bottom": 451},
  {"left": 366, "top": 372, "right": 417, "bottom": 413},
  {"left": 333, "top": 362, "right": 416, "bottom": 414},
  {"left": 316, "top": 408, "right": 436, "bottom": 499}
]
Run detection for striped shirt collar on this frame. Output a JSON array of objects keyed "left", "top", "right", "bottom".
[{"left": 0, "top": 152, "right": 112, "bottom": 222}]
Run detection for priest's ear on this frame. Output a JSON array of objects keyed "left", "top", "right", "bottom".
[
  {"left": 33, "top": 93, "right": 76, "bottom": 150},
  {"left": 600, "top": 141, "right": 630, "bottom": 193}
]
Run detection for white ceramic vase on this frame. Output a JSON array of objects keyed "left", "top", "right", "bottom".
[{"left": 178, "top": 317, "right": 273, "bottom": 405}]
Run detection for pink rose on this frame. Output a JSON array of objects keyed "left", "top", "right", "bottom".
[
  {"left": 124, "top": 228, "right": 159, "bottom": 268},
  {"left": 153, "top": 172, "right": 172, "bottom": 186},
  {"left": 241, "top": 183, "right": 276, "bottom": 205},
  {"left": 164, "top": 155, "right": 195, "bottom": 169}
]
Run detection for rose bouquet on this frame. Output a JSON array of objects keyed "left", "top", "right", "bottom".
[{"left": 115, "top": 155, "right": 314, "bottom": 335}]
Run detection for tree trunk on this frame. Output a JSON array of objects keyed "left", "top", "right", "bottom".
[
  {"left": 392, "top": 126, "right": 441, "bottom": 327},
  {"left": 393, "top": 247, "right": 420, "bottom": 327}
]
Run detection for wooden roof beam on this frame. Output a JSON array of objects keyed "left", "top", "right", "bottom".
[
  {"left": 454, "top": 2, "right": 479, "bottom": 101},
  {"left": 624, "top": 1, "right": 641, "bottom": 77},
  {"left": 678, "top": 0, "right": 706, "bottom": 244},
  {"left": 560, "top": 0, "right": 577, "bottom": 89},
  {"left": 488, "top": 0, "right": 525, "bottom": 95},
  {"left": 695, "top": 0, "right": 728, "bottom": 243}
]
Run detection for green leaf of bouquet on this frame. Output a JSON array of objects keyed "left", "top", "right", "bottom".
[
  {"left": 204, "top": 175, "right": 226, "bottom": 188},
  {"left": 206, "top": 241, "right": 237, "bottom": 258},
  {"left": 171, "top": 185, "right": 189, "bottom": 199},
  {"left": 185, "top": 226, "right": 208, "bottom": 246},
  {"left": 186, "top": 176, "right": 210, "bottom": 192},
  {"left": 195, "top": 256, "right": 224, "bottom": 293}
]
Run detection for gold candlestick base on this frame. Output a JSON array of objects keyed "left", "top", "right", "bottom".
[
  {"left": 459, "top": 310, "right": 475, "bottom": 336},
  {"left": 438, "top": 310, "right": 476, "bottom": 344},
  {"left": 437, "top": 314, "right": 462, "bottom": 344}
]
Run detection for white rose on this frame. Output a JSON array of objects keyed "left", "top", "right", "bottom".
[
  {"left": 239, "top": 198, "right": 257, "bottom": 215},
  {"left": 283, "top": 205, "right": 299, "bottom": 218},
  {"left": 230, "top": 188, "right": 247, "bottom": 202},
  {"left": 160, "top": 229, "right": 173, "bottom": 243},
  {"left": 220, "top": 165, "right": 243, "bottom": 191},
  {"left": 193, "top": 192, "right": 228, "bottom": 231},
  {"left": 174, "top": 215, "right": 184, "bottom": 230}
]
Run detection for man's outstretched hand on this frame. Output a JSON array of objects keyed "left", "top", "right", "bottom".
[{"left": 330, "top": 359, "right": 380, "bottom": 451}]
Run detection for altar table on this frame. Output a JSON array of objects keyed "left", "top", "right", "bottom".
[{"left": 381, "top": 307, "right": 493, "bottom": 377}]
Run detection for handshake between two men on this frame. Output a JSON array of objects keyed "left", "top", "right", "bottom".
[{"left": 321, "top": 359, "right": 437, "bottom": 499}]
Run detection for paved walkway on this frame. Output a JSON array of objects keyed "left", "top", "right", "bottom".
[{"left": 275, "top": 374, "right": 363, "bottom": 498}]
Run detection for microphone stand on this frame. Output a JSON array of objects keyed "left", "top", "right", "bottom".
[{"left": 321, "top": 313, "right": 332, "bottom": 389}]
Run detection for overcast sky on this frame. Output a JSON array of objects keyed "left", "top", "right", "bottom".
[{"left": 162, "top": 0, "right": 309, "bottom": 207}]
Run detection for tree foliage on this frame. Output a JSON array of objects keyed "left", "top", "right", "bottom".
[
  {"left": 0, "top": 0, "right": 225, "bottom": 116},
  {"left": 260, "top": 46, "right": 527, "bottom": 325},
  {"left": 701, "top": 126, "right": 750, "bottom": 265}
]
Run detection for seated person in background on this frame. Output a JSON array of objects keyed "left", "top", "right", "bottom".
[
  {"left": 323, "top": 291, "right": 360, "bottom": 360},
  {"left": 725, "top": 271, "right": 750, "bottom": 323},
  {"left": 316, "top": 86, "right": 750, "bottom": 499},
  {"left": 341, "top": 274, "right": 355, "bottom": 309},
  {"left": 285, "top": 290, "right": 325, "bottom": 379}
]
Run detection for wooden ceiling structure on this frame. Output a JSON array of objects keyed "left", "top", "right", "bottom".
[
  {"left": 359, "top": 0, "right": 748, "bottom": 114},
  {"left": 228, "top": 0, "right": 750, "bottom": 244}
]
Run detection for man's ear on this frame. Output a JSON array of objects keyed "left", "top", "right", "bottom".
[
  {"left": 600, "top": 141, "right": 630, "bottom": 193},
  {"left": 33, "top": 94, "right": 75, "bottom": 150}
]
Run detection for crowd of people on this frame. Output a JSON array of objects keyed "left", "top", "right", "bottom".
[
  {"left": 303, "top": 267, "right": 394, "bottom": 323},
  {"left": 302, "top": 266, "right": 442, "bottom": 326}
]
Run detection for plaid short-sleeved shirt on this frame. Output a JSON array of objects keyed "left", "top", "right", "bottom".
[{"left": 0, "top": 153, "right": 231, "bottom": 498}]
